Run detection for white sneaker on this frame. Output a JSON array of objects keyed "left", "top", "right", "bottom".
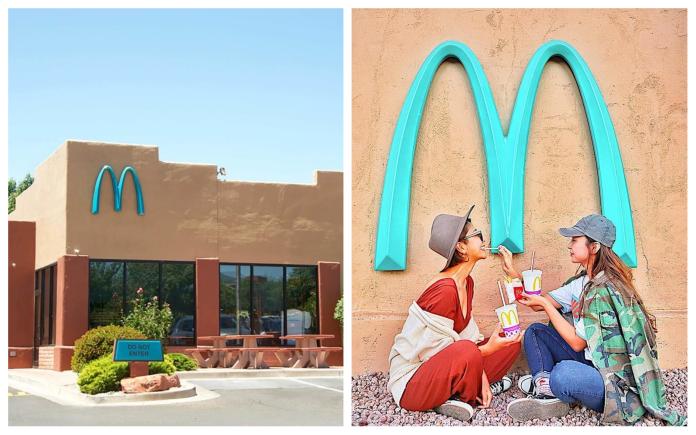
[
  {"left": 490, "top": 375, "right": 512, "bottom": 396},
  {"left": 434, "top": 399, "right": 474, "bottom": 421},
  {"left": 518, "top": 374, "right": 534, "bottom": 395},
  {"left": 507, "top": 397, "right": 570, "bottom": 422}
]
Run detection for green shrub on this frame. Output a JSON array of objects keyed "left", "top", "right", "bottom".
[
  {"left": 122, "top": 291, "right": 173, "bottom": 345},
  {"left": 71, "top": 325, "right": 146, "bottom": 373},
  {"left": 165, "top": 353, "right": 198, "bottom": 371},
  {"left": 334, "top": 297, "right": 343, "bottom": 327},
  {"left": 77, "top": 354, "right": 129, "bottom": 395},
  {"left": 148, "top": 358, "right": 176, "bottom": 375}
]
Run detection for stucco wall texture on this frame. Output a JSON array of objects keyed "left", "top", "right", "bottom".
[
  {"left": 352, "top": 9, "right": 686, "bottom": 374},
  {"left": 11, "top": 140, "right": 343, "bottom": 268}
]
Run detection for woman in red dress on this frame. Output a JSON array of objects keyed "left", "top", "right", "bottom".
[{"left": 387, "top": 205, "right": 522, "bottom": 422}]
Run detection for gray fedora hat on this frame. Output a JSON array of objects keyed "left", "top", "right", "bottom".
[{"left": 429, "top": 204, "right": 475, "bottom": 271}]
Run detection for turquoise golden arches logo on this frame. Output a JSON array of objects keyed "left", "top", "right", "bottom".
[
  {"left": 374, "top": 40, "right": 637, "bottom": 271},
  {"left": 91, "top": 165, "right": 145, "bottom": 215}
]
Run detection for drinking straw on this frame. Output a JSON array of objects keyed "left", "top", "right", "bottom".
[
  {"left": 531, "top": 250, "right": 536, "bottom": 271},
  {"left": 497, "top": 280, "right": 506, "bottom": 305}
]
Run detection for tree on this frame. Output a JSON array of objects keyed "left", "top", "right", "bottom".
[{"left": 8, "top": 173, "right": 34, "bottom": 214}]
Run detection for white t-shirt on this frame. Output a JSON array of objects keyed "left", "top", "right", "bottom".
[{"left": 548, "top": 275, "right": 591, "bottom": 360}]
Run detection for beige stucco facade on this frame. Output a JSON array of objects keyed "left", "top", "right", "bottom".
[
  {"left": 11, "top": 140, "right": 343, "bottom": 268},
  {"left": 352, "top": 9, "right": 686, "bottom": 374}
]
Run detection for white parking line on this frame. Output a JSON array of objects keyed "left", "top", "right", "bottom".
[{"left": 286, "top": 378, "right": 343, "bottom": 394}]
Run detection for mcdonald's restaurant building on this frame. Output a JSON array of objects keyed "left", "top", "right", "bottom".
[{"left": 9, "top": 140, "right": 343, "bottom": 370}]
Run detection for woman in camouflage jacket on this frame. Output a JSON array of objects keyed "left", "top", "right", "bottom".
[{"left": 501, "top": 215, "right": 685, "bottom": 425}]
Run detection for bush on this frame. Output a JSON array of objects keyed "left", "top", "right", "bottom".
[
  {"left": 148, "top": 358, "right": 177, "bottom": 375},
  {"left": 166, "top": 353, "right": 198, "bottom": 371},
  {"left": 122, "top": 290, "right": 173, "bottom": 344},
  {"left": 77, "top": 354, "right": 129, "bottom": 395},
  {"left": 334, "top": 297, "right": 343, "bottom": 327},
  {"left": 71, "top": 325, "right": 146, "bottom": 373}
]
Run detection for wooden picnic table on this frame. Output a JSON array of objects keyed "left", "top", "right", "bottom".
[
  {"left": 196, "top": 334, "right": 277, "bottom": 369},
  {"left": 279, "top": 334, "right": 336, "bottom": 368}
]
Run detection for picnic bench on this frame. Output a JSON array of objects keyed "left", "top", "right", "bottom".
[
  {"left": 279, "top": 334, "right": 341, "bottom": 368},
  {"left": 187, "top": 334, "right": 277, "bottom": 369}
]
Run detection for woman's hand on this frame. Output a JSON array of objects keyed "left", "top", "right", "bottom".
[
  {"left": 482, "top": 322, "right": 523, "bottom": 355},
  {"left": 497, "top": 245, "right": 519, "bottom": 279},
  {"left": 518, "top": 293, "right": 550, "bottom": 310},
  {"left": 477, "top": 370, "right": 492, "bottom": 408}
]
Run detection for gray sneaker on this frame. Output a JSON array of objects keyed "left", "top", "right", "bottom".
[
  {"left": 507, "top": 397, "right": 570, "bottom": 422},
  {"left": 434, "top": 399, "right": 474, "bottom": 421}
]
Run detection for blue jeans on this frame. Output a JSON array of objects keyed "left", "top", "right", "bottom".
[{"left": 524, "top": 323, "right": 605, "bottom": 412}]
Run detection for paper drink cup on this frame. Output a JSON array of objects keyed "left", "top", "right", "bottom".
[
  {"left": 522, "top": 269, "right": 542, "bottom": 296},
  {"left": 495, "top": 304, "right": 521, "bottom": 337}
]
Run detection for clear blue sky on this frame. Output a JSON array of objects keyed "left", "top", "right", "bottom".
[{"left": 9, "top": 8, "right": 343, "bottom": 184}]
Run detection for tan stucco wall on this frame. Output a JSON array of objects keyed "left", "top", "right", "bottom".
[
  {"left": 12, "top": 140, "right": 342, "bottom": 267},
  {"left": 352, "top": 9, "right": 687, "bottom": 374},
  {"left": 10, "top": 145, "right": 68, "bottom": 268}
]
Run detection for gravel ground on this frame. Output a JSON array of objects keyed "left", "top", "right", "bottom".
[{"left": 352, "top": 369, "right": 688, "bottom": 426}]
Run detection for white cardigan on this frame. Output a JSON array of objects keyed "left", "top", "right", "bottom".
[{"left": 387, "top": 301, "right": 484, "bottom": 406}]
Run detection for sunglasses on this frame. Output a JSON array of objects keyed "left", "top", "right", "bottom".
[{"left": 462, "top": 229, "right": 484, "bottom": 243}]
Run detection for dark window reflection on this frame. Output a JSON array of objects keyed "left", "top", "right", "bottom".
[
  {"left": 88, "top": 260, "right": 196, "bottom": 346},
  {"left": 286, "top": 266, "right": 318, "bottom": 335},
  {"left": 219, "top": 264, "right": 319, "bottom": 347},
  {"left": 162, "top": 263, "right": 196, "bottom": 346},
  {"left": 88, "top": 261, "right": 124, "bottom": 328},
  {"left": 220, "top": 265, "right": 251, "bottom": 338},
  {"left": 125, "top": 262, "right": 159, "bottom": 314},
  {"left": 252, "top": 266, "right": 283, "bottom": 346}
]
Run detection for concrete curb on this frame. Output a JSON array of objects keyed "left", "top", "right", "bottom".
[
  {"left": 8, "top": 370, "right": 207, "bottom": 407},
  {"left": 75, "top": 382, "right": 198, "bottom": 405},
  {"left": 177, "top": 367, "right": 343, "bottom": 380}
]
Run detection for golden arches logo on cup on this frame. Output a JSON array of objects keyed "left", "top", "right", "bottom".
[
  {"left": 533, "top": 276, "right": 541, "bottom": 291},
  {"left": 522, "top": 269, "right": 542, "bottom": 296},
  {"left": 495, "top": 304, "right": 521, "bottom": 337}
]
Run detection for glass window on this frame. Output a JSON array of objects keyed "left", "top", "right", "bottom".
[
  {"left": 125, "top": 262, "right": 159, "bottom": 314},
  {"left": 162, "top": 263, "right": 195, "bottom": 346},
  {"left": 252, "top": 266, "right": 284, "bottom": 345},
  {"left": 286, "top": 266, "right": 319, "bottom": 335},
  {"left": 88, "top": 261, "right": 124, "bottom": 328},
  {"left": 219, "top": 264, "right": 319, "bottom": 346},
  {"left": 220, "top": 265, "right": 251, "bottom": 336}
]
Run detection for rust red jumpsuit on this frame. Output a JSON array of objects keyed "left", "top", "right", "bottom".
[{"left": 399, "top": 277, "right": 521, "bottom": 411}]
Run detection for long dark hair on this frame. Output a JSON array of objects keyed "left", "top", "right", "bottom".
[{"left": 580, "top": 237, "right": 658, "bottom": 335}]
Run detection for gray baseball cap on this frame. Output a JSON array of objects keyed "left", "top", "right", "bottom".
[{"left": 559, "top": 214, "right": 616, "bottom": 247}]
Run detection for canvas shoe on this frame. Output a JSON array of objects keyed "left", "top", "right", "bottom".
[
  {"left": 518, "top": 374, "right": 534, "bottom": 394},
  {"left": 507, "top": 396, "right": 570, "bottom": 422},
  {"left": 490, "top": 375, "right": 512, "bottom": 396},
  {"left": 518, "top": 373, "right": 556, "bottom": 399},
  {"left": 434, "top": 399, "right": 474, "bottom": 422}
]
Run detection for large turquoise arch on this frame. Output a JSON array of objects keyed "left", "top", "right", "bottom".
[{"left": 374, "top": 40, "right": 636, "bottom": 271}]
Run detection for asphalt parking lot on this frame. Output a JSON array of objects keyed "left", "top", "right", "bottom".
[{"left": 9, "top": 376, "right": 343, "bottom": 426}]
